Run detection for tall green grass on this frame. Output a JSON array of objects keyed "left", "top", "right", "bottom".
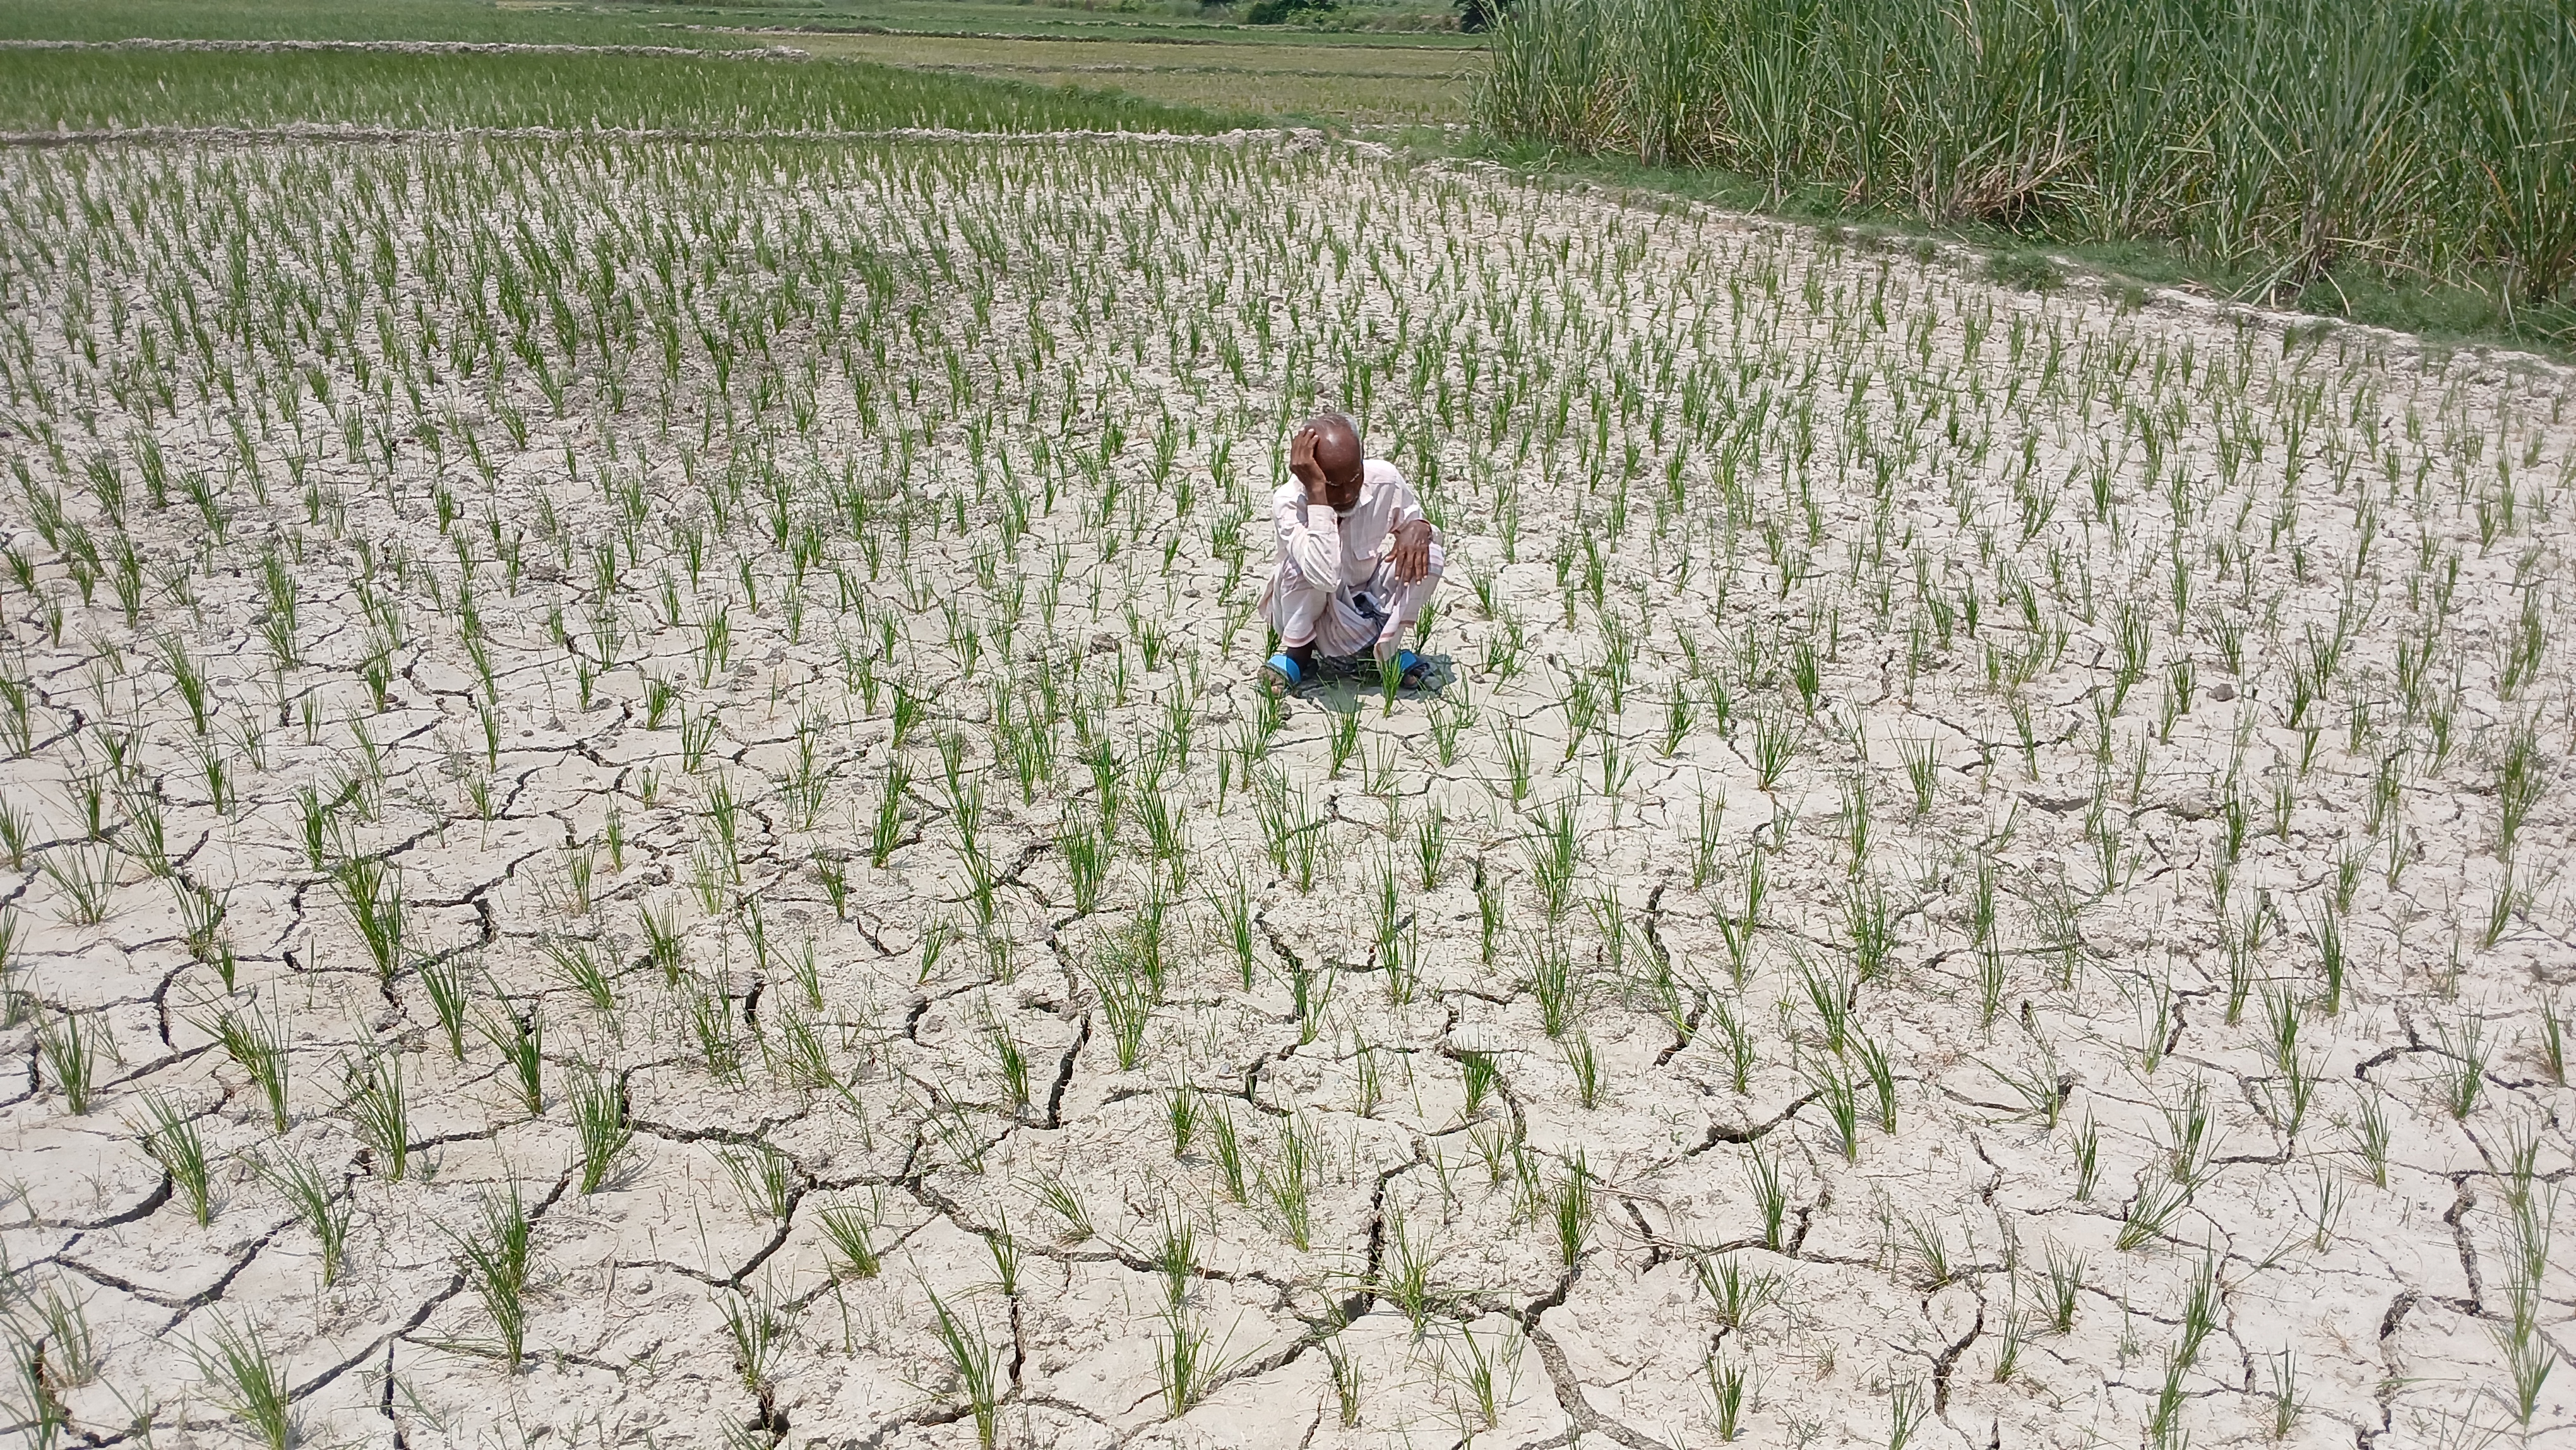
[
  {"left": 1481, "top": 0, "right": 2576, "bottom": 304},
  {"left": 0, "top": 49, "right": 1261, "bottom": 135}
]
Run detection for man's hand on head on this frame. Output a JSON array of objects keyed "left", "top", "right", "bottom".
[
  {"left": 1289, "top": 427, "right": 1323, "bottom": 496},
  {"left": 1391, "top": 518, "right": 1434, "bottom": 583}
]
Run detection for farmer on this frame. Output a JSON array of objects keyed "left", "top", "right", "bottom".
[{"left": 1259, "top": 412, "right": 1443, "bottom": 694}]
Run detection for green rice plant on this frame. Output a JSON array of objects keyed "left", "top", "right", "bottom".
[
  {"left": 819, "top": 1202, "right": 883, "bottom": 1279},
  {"left": 477, "top": 1005, "right": 545, "bottom": 1115},
  {"left": 1414, "top": 802, "right": 1449, "bottom": 890},
  {"left": 871, "top": 757, "right": 912, "bottom": 870},
  {"left": 720, "top": 1278, "right": 797, "bottom": 1395},
  {"left": 1212, "top": 879, "right": 1258, "bottom": 990},
  {"left": 42, "top": 844, "right": 120, "bottom": 926},
  {"left": 1691, "top": 787, "right": 1726, "bottom": 890},
  {"left": 540, "top": 938, "right": 614, "bottom": 1015},
  {"left": 1899, "top": 1213, "right": 1953, "bottom": 1288},
  {"left": 1327, "top": 709, "right": 1361, "bottom": 778},
  {"left": 1713, "top": 998, "right": 1756, "bottom": 1093},
  {"left": 1990, "top": 1307, "right": 2027, "bottom": 1382},
  {"left": 568, "top": 1064, "right": 632, "bottom": 1193},
  {"left": 332, "top": 856, "right": 406, "bottom": 978},
  {"left": 1565, "top": 1031, "right": 1606, "bottom": 1108},
  {"left": 135, "top": 1091, "right": 213, "bottom": 1225},
  {"left": 1798, "top": 953, "right": 1853, "bottom": 1055},
  {"left": 639, "top": 904, "right": 683, "bottom": 983},
  {"left": 1093, "top": 954, "right": 1154, "bottom": 1071},
  {"left": 257, "top": 1150, "right": 352, "bottom": 1286},
  {"left": 2267, "top": 1350, "right": 2303, "bottom": 1439},
  {"left": 1060, "top": 815, "right": 1109, "bottom": 916},
  {"left": 1748, "top": 707, "right": 1798, "bottom": 790},
  {"left": 1748, "top": 1142, "right": 1789, "bottom": 1250},
  {"left": 1526, "top": 928, "right": 1580, "bottom": 1038},
  {"left": 720, "top": 1142, "right": 798, "bottom": 1221},
  {"left": 1706, "top": 1350, "right": 1750, "bottom": 1440},
  {"left": 1477, "top": 870, "right": 1506, "bottom": 965},
  {"left": 2539, "top": 997, "right": 2568, "bottom": 1086},
  {"left": 2177, "top": 1250, "right": 2219, "bottom": 1367},
  {"left": 1156, "top": 1300, "right": 1231, "bottom": 1420},
  {"left": 1327, "top": 1341, "right": 1363, "bottom": 1427},
  {"left": 2043, "top": 1243, "right": 2086, "bottom": 1333},
  {"left": 1253, "top": 771, "right": 1327, "bottom": 895},
  {"left": 1984, "top": 1035, "right": 2066, "bottom": 1129},
  {"left": 1263, "top": 1115, "right": 1316, "bottom": 1251},
  {"left": 35, "top": 1011, "right": 103, "bottom": 1115},
  {"left": 201, "top": 1000, "right": 289, "bottom": 1132},
  {"left": 2146, "top": 1349, "right": 2186, "bottom": 1450},
  {"left": 926, "top": 1291, "right": 1003, "bottom": 1450},
  {"left": 1210, "top": 1107, "right": 1249, "bottom": 1202},
  {"left": 345, "top": 1052, "right": 410, "bottom": 1180},
  {"left": 1898, "top": 733, "right": 1938, "bottom": 816},
  {"left": 1854, "top": 1030, "right": 1897, "bottom": 1132},
  {"left": 2072, "top": 1115, "right": 2101, "bottom": 1200},
  {"left": 1374, "top": 1205, "right": 1438, "bottom": 1333},
  {"left": 0, "top": 803, "right": 30, "bottom": 870},
  {"left": 2495, "top": 719, "right": 2542, "bottom": 854},
  {"left": 1694, "top": 1254, "right": 1785, "bottom": 1331},
  {"left": 1497, "top": 719, "right": 1535, "bottom": 807},
  {"left": 2435, "top": 1014, "right": 2488, "bottom": 1119},
  {"left": 1523, "top": 799, "right": 1581, "bottom": 922},
  {"left": 188, "top": 1317, "right": 294, "bottom": 1450},
  {"left": 1887, "top": 1374, "right": 1928, "bottom": 1450},
  {"left": 448, "top": 1178, "right": 534, "bottom": 1371},
  {"left": 2118, "top": 1171, "right": 2190, "bottom": 1251},
  {"left": 1552, "top": 1151, "right": 1594, "bottom": 1266}
]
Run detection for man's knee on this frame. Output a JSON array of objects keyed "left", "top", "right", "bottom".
[{"left": 1275, "top": 556, "right": 1325, "bottom": 599}]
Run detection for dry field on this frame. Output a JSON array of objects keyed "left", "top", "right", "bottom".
[
  {"left": 771, "top": 34, "right": 1477, "bottom": 126},
  {"left": 0, "top": 134, "right": 2570, "bottom": 1450}
]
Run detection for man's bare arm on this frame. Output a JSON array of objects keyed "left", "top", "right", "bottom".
[{"left": 1390, "top": 518, "right": 1434, "bottom": 584}]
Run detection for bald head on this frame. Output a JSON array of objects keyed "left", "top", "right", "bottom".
[{"left": 1303, "top": 412, "right": 1364, "bottom": 509}]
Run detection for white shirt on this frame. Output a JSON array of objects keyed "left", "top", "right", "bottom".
[{"left": 1270, "top": 458, "right": 1426, "bottom": 596}]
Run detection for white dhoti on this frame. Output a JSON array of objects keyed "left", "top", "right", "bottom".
[{"left": 1259, "top": 540, "right": 1444, "bottom": 663}]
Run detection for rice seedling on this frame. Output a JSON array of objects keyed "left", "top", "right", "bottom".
[
  {"left": 567, "top": 1064, "right": 632, "bottom": 1193},
  {"left": 925, "top": 1291, "right": 1003, "bottom": 1450},
  {"left": 41, "top": 845, "right": 120, "bottom": 927},
  {"left": 1706, "top": 1350, "right": 1750, "bottom": 1441},
  {"left": 134, "top": 1091, "right": 213, "bottom": 1225},
  {"left": 35, "top": 1011, "right": 103, "bottom": 1115},
  {"left": 818, "top": 1202, "right": 883, "bottom": 1279},
  {"left": 187, "top": 1317, "right": 294, "bottom": 1450},
  {"left": 1748, "top": 1142, "right": 1789, "bottom": 1250},
  {"left": 333, "top": 856, "right": 407, "bottom": 978},
  {"left": 2266, "top": 1350, "right": 2303, "bottom": 1439},
  {"left": 1328, "top": 1341, "right": 1364, "bottom": 1427},
  {"left": 1695, "top": 1254, "right": 1785, "bottom": 1331},
  {"left": 720, "top": 1142, "right": 799, "bottom": 1221},
  {"left": 257, "top": 1151, "right": 352, "bottom": 1286},
  {"left": 1264, "top": 1115, "right": 1317, "bottom": 1251},
  {"left": 1552, "top": 1151, "right": 1594, "bottom": 1266},
  {"left": 344, "top": 1052, "right": 410, "bottom": 1181},
  {"left": 478, "top": 1005, "right": 546, "bottom": 1115},
  {"left": 448, "top": 1178, "right": 535, "bottom": 1371},
  {"left": 691, "top": 1231, "right": 820, "bottom": 1381},
  {"left": 2435, "top": 1015, "right": 2489, "bottom": 1119}
]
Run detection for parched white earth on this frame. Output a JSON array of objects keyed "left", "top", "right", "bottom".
[{"left": 0, "top": 134, "right": 2568, "bottom": 1450}]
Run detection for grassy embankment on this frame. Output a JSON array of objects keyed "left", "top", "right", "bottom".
[{"left": 1476, "top": 0, "right": 2576, "bottom": 352}]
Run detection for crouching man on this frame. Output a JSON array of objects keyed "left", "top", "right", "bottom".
[{"left": 1258, "top": 412, "right": 1443, "bottom": 695}]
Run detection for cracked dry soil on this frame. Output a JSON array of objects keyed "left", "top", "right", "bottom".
[{"left": 0, "top": 134, "right": 2570, "bottom": 1450}]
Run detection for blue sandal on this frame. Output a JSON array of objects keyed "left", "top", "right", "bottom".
[
  {"left": 1262, "top": 652, "right": 1304, "bottom": 693},
  {"left": 1383, "top": 649, "right": 1428, "bottom": 688}
]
